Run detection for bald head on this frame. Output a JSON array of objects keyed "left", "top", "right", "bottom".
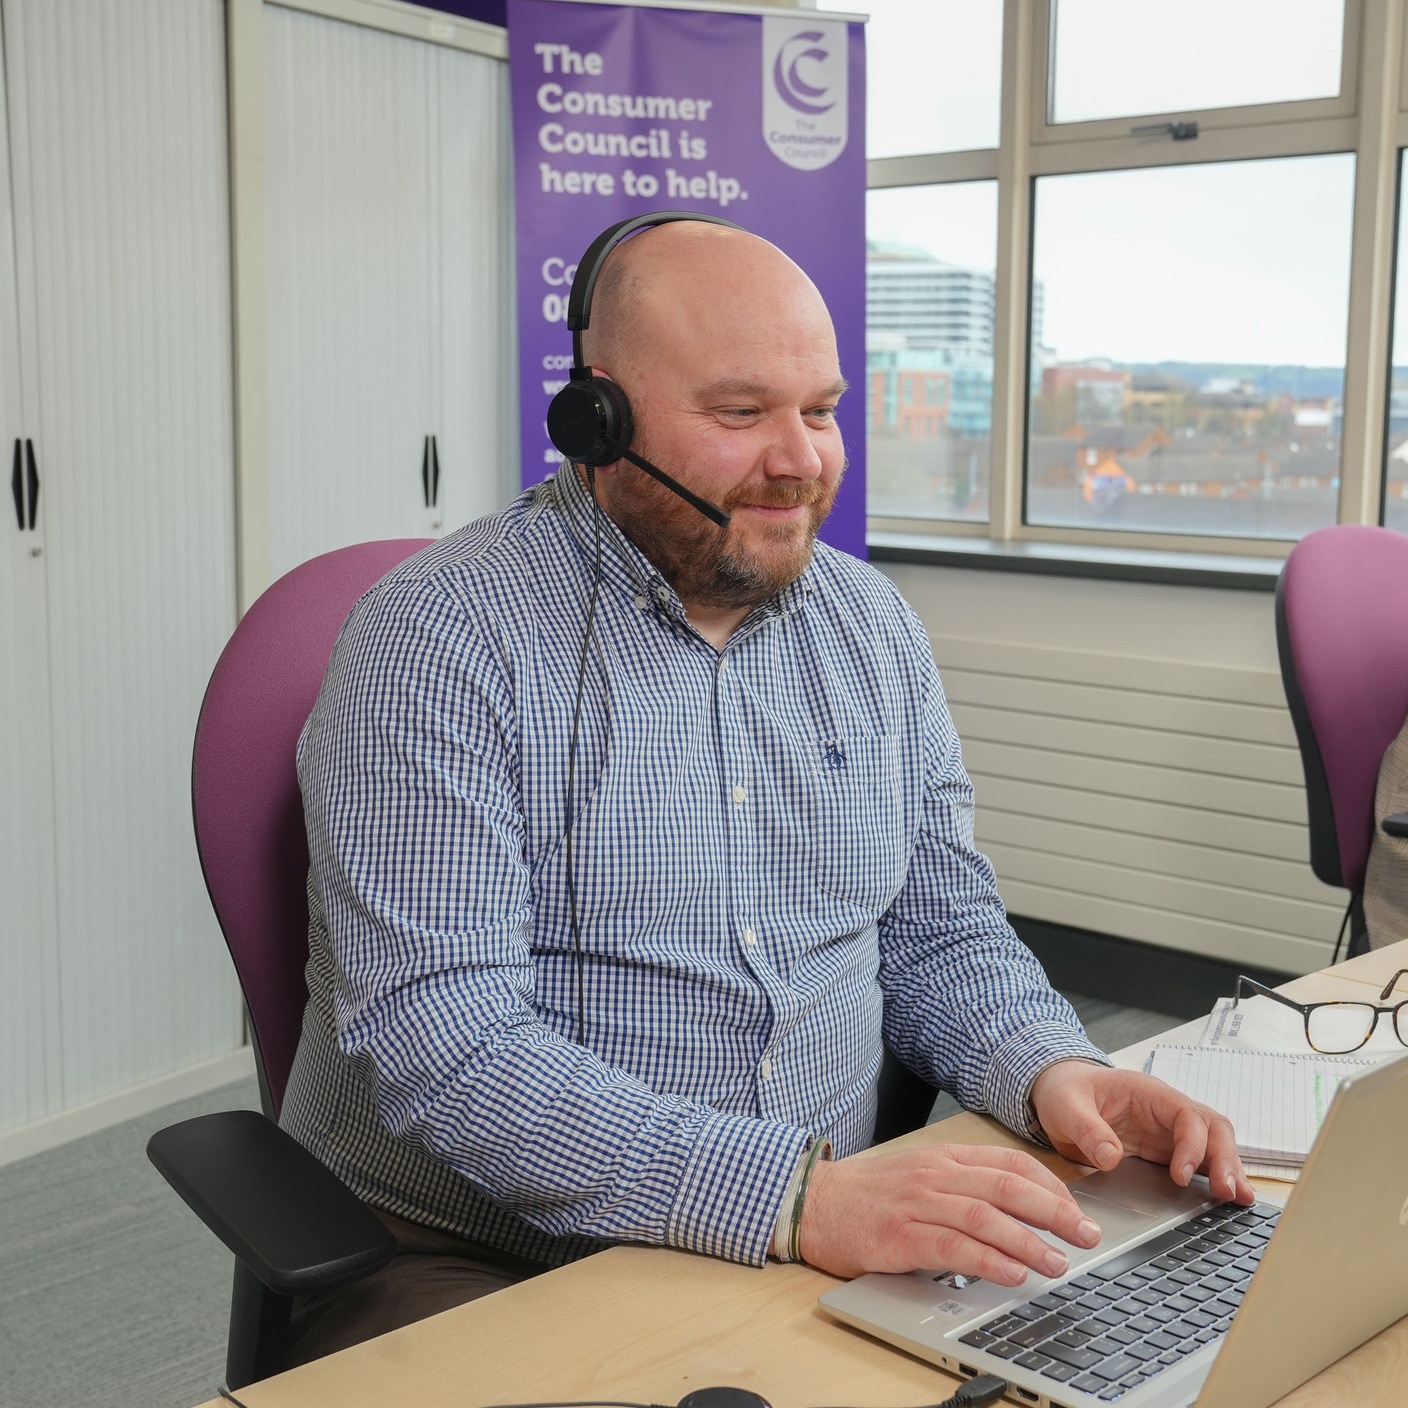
[
  {"left": 581, "top": 222, "right": 835, "bottom": 387},
  {"left": 567, "top": 217, "right": 846, "bottom": 634}
]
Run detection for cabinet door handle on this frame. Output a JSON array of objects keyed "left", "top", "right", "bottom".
[
  {"left": 421, "top": 435, "right": 431, "bottom": 508},
  {"left": 431, "top": 435, "right": 441, "bottom": 508},
  {"left": 10, "top": 439, "right": 20, "bottom": 529},
  {"left": 24, "top": 439, "right": 38, "bottom": 529}
]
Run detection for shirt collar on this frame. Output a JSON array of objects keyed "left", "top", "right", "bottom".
[
  {"left": 550, "top": 460, "right": 678, "bottom": 612},
  {"left": 548, "top": 459, "right": 814, "bottom": 632}
]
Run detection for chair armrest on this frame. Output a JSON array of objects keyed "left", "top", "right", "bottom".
[
  {"left": 147, "top": 1109, "right": 397, "bottom": 1297},
  {"left": 1383, "top": 812, "right": 1408, "bottom": 839}
]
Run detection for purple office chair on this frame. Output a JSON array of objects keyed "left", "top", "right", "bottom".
[
  {"left": 147, "top": 539, "right": 431, "bottom": 1389},
  {"left": 1276, "top": 525, "right": 1408, "bottom": 957}
]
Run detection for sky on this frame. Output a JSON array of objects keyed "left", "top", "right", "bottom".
[{"left": 860, "top": 0, "right": 1363, "bottom": 368}]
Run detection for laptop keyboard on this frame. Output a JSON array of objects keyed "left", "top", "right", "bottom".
[{"left": 956, "top": 1201, "right": 1281, "bottom": 1403}]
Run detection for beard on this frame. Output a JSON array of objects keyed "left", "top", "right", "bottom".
[{"left": 601, "top": 456, "right": 843, "bottom": 611}]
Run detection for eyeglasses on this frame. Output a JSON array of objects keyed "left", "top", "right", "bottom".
[{"left": 1234, "top": 971, "right": 1408, "bottom": 1054}]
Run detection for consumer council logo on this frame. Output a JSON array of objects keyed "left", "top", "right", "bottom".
[
  {"left": 761, "top": 17, "right": 848, "bottom": 171},
  {"left": 774, "top": 31, "right": 836, "bottom": 115}
]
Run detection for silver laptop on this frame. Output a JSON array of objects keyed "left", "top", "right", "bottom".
[{"left": 820, "top": 1053, "right": 1408, "bottom": 1408}]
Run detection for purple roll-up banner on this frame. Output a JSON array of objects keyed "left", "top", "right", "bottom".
[{"left": 508, "top": 0, "right": 867, "bottom": 559}]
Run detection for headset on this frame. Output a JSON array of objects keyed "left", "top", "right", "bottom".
[{"left": 546, "top": 210, "right": 745, "bottom": 529}]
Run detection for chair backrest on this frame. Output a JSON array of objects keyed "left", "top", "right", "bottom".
[
  {"left": 1275, "top": 525, "right": 1408, "bottom": 895},
  {"left": 193, "top": 539, "right": 432, "bottom": 1118}
]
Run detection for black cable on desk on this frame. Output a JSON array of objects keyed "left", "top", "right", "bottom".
[
  {"left": 481, "top": 1401, "right": 665, "bottom": 1408},
  {"left": 219, "top": 1376, "right": 1010, "bottom": 1408},
  {"left": 816, "top": 1374, "right": 1009, "bottom": 1408},
  {"left": 482, "top": 1378, "right": 1011, "bottom": 1408}
]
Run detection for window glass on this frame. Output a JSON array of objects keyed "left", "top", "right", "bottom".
[
  {"left": 866, "top": 1, "right": 1001, "bottom": 159},
  {"left": 1027, "top": 155, "right": 1353, "bottom": 539},
  {"left": 1050, "top": 0, "right": 1345, "bottom": 126},
  {"left": 1385, "top": 152, "right": 1408, "bottom": 535},
  {"left": 867, "top": 182, "right": 999, "bottom": 521}
]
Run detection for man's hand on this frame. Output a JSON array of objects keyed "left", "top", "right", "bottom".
[
  {"left": 798, "top": 1144, "right": 1103, "bottom": 1283},
  {"left": 1029, "top": 1059, "right": 1255, "bottom": 1206}
]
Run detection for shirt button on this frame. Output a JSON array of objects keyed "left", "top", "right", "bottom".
[
  {"left": 633, "top": 594, "right": 647, "bottom": 611},
  {"left": 760, "top": 1058, "right": 773, "bottom": 1080},
  {"left": 731, "top": 785, "right": 746, "bottom": 804},
  {"left": 742, "top": 928, "right": 757, "bottom": 947}
]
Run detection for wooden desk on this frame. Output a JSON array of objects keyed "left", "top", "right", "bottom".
[
  {"left": 205, "top": 941, "right": 1408, "bottom": 1408},
  {"left": 1309, "top": 942, "right": 1408, "bottom": 994}
]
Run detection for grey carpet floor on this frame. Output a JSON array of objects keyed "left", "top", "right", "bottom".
[
  {"left": 0, "top": 994, "right": 1174, "bottom": 1408},
  {"left": 0, "top": 1077, "right": 262, "bottom": 1408}
]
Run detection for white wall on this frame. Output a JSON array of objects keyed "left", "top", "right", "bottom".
[{"left": 882, "top": 564, "right": 1280, "bottom": 673}]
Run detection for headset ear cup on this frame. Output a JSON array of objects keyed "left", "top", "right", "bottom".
[
  {"left": 595, "top": 377, "right": 634, "bottom": 457},
  {"left": 547, "top": 377, "right": 635, "bottom": 467}
]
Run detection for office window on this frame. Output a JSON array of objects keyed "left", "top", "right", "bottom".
[
  {"left": 866, "top": 1, "right": 1398, "bottom": 557},
  {"left": 867, "top": 182, "right": 998, "bottom": 521},
  {"left": 1386, "top": 149, "right": 1408, "bottom": 536},
  {"left": 1027, "top": 155, "right": 1354, "bottom": 539},
  {"left": 865, "top": 0, "right": 1001, "bottom": 158},
  {"left": 1049, "top": 0, "right": 1345, "bottom": 125}
]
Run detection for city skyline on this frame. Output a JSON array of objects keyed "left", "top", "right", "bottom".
[
  {"left": 868, "top": 154, "right": 1357, "bottom": 371},
  {"left": 865, "top": 234, "right": 1353, "bottom": 388}
]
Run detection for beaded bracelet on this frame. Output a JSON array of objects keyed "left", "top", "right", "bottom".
[{"left": 787, "top": 1136, "right": 833, "bottom": 1264}]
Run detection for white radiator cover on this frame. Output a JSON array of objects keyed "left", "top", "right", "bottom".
[{"left": 883, "top": 563, "right": 1339, "bottom": 977}]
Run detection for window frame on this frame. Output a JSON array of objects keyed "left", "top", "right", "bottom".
[{"left": 865, "top": 0, "right": 1404, "bottom": 560}]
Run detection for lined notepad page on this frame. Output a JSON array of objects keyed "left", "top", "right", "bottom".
[{"left": 1145, "top": 1047, "right": 1375, "bottom": 1164}]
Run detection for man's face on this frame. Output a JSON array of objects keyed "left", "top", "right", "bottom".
[{"left": 593, "top": 250, "right": 847, "bottom": 611}]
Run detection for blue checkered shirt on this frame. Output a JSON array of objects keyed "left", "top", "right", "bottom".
[{"left": 280, "top": 463, "right": 1106, "bottom": 1270}]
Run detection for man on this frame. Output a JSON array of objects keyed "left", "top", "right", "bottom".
[{"left": 282, "top": 219, "right": 1250, "bottom": 1356}]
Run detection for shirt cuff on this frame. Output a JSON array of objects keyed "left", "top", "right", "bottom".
[
  {"left": 983, "top": 1023, "right": 1112, "bottom": 1144},
  {"left": 666, "top": 1112, "right": 812, "bottom": 1267}
]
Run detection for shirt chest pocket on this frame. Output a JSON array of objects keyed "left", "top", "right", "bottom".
[{"left": 807, "top": 734, "right": 908, "bottom": 913}]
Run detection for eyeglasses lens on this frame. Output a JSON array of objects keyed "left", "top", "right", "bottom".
[{"left": 1306, "top": 1003, "right": 1376, "bottom": 1052}]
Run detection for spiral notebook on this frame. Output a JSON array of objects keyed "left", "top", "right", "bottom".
[{"left": 1143, "top": 1045, "right": 1377, "bottom": 1170}]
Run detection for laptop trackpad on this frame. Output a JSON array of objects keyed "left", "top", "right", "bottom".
[
  {"left": 1072, "top": 1157, "right": 1215, "bottom": 1216},
  {"left": 1058, "top": 1160, "right": 1215, "bottom": 1267}
]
